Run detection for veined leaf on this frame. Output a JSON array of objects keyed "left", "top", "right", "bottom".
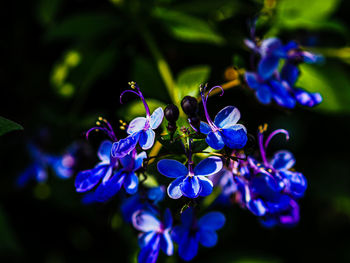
[{"left": 152, "top": 8, "right": 224, "bottom": 45}]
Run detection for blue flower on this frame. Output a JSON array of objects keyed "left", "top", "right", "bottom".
[
  {"left": 245, "top": 37, "right": 323, "bottom": 108},
  {"left": 199, "top": 86, "right": 248, "bottom": 150},
  {"left": 112, "top": 82, "right": 163, "bottom": 159},
  {"left": 172, "top": 208, "right": 225, "bottom": 261},
  {"left": 232, "top": 127, "right": 306, "bottom": 226},
  {"left": 121, "top": 186, "right": 165, "bottom": 222},
  {"left": 126, "top": 106, "right": 163, "bottom": 150},
  {"left": 75, "top": 140, "right": 118, "bottom": 193},
  {"left": 132, "top": 209, "right": 173, "bottom": 263},
  {"left": 93, "top": 149, "right": 147, "bottom": 202},
  {"left": 17, "top": 142, "right": 76, "bottom": 187},
  {"left": 157, "top": 156, "right": 223, "bottom": 199}
]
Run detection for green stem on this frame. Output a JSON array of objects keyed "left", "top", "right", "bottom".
[{"left": 137, "top": 24, "right": 177, "bottom": 104}]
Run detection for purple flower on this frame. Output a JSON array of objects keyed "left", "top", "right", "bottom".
[
  {"left": 199, "top": 85, "right": 248, "bottom": 150},
  {"left": 112, "top": 82, "right": 163, "bottom": 159},
  {"left": 132, "top": 209, "right": 173, "bottom": 263},
  {"left": 172, "top": 208, "right": 225, "bottom": 261},
  {"left": 157, "top": 156, "right": 223, "bottom": 199},
  {"left": 93, "top": 149, "right": 147, "bottom": 202}
]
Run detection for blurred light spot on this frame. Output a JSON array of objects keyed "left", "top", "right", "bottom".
[
  {"left": 109, "top": 0, "right": 124, "bottom": 6},
  {"left": 64, "top": 50, "right": 81, "bottom": 67},
  {"left": 59, "top": 83, "right": 75, "bottom": 97},
  {"left": 34, "top": 183, "right": 51, "bottom": 200},
  {"left": 143, "top": 174, "right": 158, "bottom": 187},
  {"left": 225, "top": 67, "right": 239, "bottom": 81},
  {"left": 111, "top": 213, "right": 122, "bottom": 230},
  {"left": 51, "top": 65, "right": 68, "bottom": 86}
]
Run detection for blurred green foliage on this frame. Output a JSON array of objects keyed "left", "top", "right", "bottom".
[{"left": 3, "top": 0, "right": 350, "bottom": 262}]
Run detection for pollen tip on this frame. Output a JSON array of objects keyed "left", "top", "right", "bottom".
[
  {"left": 96, "top": 121, "right": 101, "bottom": 125},
  {"left": 98, "top": 116, "right": 103, "bottom": 121}
]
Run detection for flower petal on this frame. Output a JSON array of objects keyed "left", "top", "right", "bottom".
[
  {"left": 167, "top": 176, "right": 185, "bottom": 199},
  {"left": 139, "top": 231, "right": 157, "bottom": 248},
  {"left": 97, "top": 140, "right": 112, "bottom": 163},
  {"left": 138, "top": 234, "right": 160, "bottom": 263},
  {"left": 132, "top": 210, "right": 161, "bottom": 232},
  {"left": 127, "top": 117, "right": 147, "bottom": 134},
  {"left": 198, "top": 229, "right": 218, "bottom": 248},
  {"left": 280, "top": 170, "right": 307, "bottom": 198},
  {"left": 198, "top": 176, "right": 213, "bottom": 197},
  {"left": 198, "top": 212, "right": 225, "bottom": 231},
  {"left": 163, "top": 208, "right": 173, "bottom": 229},
  {"left": 258, "top": 55, "right": 280, "bottom": 80},
  {"left": 180, "top": 176, "right": 201, "bottom": 198},
  {"left": 171, "top": 225, "right": 188, "bottom": 243},
  {"left": 256, "top": 84, "right": 272, "bottom": 104},
  {"left": 112, "top": 133, "right": 140, "bottom": 158},
  {"left": 200, "top": 121, "right": 211, "bottom": 135},
  {"left": 270, "top": 150, "right": 295, "bottom": 170},
  {"left": 75, "top": 165, "right": 109, "bottom": 192},
  {"left": 94, "top": 171, "right": 125, "bottom": 202},
  {"left": 150, "top": 107, "right": 164, "bottom": 129},
  {"left": 180, "top": 207, "right": 194, "bottom": 228},
  {"left": 221, "top": 126, "right": 248, "bottom": 149},
  {"left": 124, "top": 172, "right": 139, "bottom": 194},
  {"left": 194, "top": 156, "right": 223, "bottom": 177},
  {"left": 247, "top": 198, "right": 267, "bottom": 216},
  {"left": 206, "top": 131, "right": 225, "bottom": 150},
  {"left": 157, "top": 159, "right": 188, "bottom": 178},
  {"left": 260, "top": 38, "right": 282, "bottom": 56},
  {"left": 139, "top": 129, "right": 155, "bottom": 150},
  {"left": 245, "top": 72, "right": 260, "bottom": 90},
  {"left": 214, "top": 106, "right": 241, "bottom": 129},
  {"left": 160, "top": 231, "right": 173, "bottom": 256},
  {"left": 178, "top": 235, "right": 199, "bottom": 261},
  {"left": 281, "top": 62, "right": 299, "bottom": 87},
  {"left": 270, "top": 80, "right": 296, "bottom": 109},
  {"left": 134, "top": 151, "right": 147, "bottom": 171}
]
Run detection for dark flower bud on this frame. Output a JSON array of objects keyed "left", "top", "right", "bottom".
[
  {"left": 181, "top": 96, "right": 198, "bottom": 116},
  {"left": 167, "top": 122, "right": 177, "bottom": 133},
  {"left": 164, "top": 104, "right": 179, "bottom": 123},
  {"left": 189, "top": 115, "right": 200, "bottom": 131}
]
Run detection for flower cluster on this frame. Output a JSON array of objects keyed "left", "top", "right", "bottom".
[
  {"left": 245, "top": 37, "right": 323, "bottom": 108},
  {"left": 213, "top": 125, "right": 306, "bottom": 227},
  {"left": 17, "top": 142, "right": 78, "bottom": 187},
  {"left": 64, "top": 75, "right": 314, "bottom": 263}
]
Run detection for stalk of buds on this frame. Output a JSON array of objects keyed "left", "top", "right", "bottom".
[
  {"left": 181, "top": 96, "right": 200, "bottom": 132},
  {"left": 164, "top": 104, "right": 179, "bottom": 140}
]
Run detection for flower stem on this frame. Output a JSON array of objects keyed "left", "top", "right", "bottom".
[{"left": 137, "top": 23, "right": 177, "bottom": 104}]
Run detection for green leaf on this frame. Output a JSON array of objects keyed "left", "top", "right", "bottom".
[
  {"left": 132, "top": 56, "right": 170, "bottom": 102},
  {"left": 0, "top": 117, "right": 23, "bottom": 136},
  {"left": 117, "top": 99, "right": 166, "bottom": 121},
  {"left": 174, "top": 65, "right": 210, "bottom": 104},
  {"left": 152, "top": 8, "right": 225, "bottom": 45},
  {"left": 275, "top": 0, "right": 340, "bottom": 30},
  {"left": 45, "top": 13, "right": 121, "bottom": 41},
  {"left": 297, "top": 63, "right": 350, "bottom": 113}
]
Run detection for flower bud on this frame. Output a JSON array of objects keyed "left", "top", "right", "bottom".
[
  {"left": 181, "top": 96, "right": 198, "bottom": 116},
  {"left": 164, "top": 104, "right": 179, "bottom": 123}
]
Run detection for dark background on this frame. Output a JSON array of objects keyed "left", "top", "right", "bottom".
[{"left": 2, "top": 0, "right": 350, "bottom": 262}]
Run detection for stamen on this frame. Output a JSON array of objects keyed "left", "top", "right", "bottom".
[{"left": 264, "top": 129, "right": 289, "bottom": 149}]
